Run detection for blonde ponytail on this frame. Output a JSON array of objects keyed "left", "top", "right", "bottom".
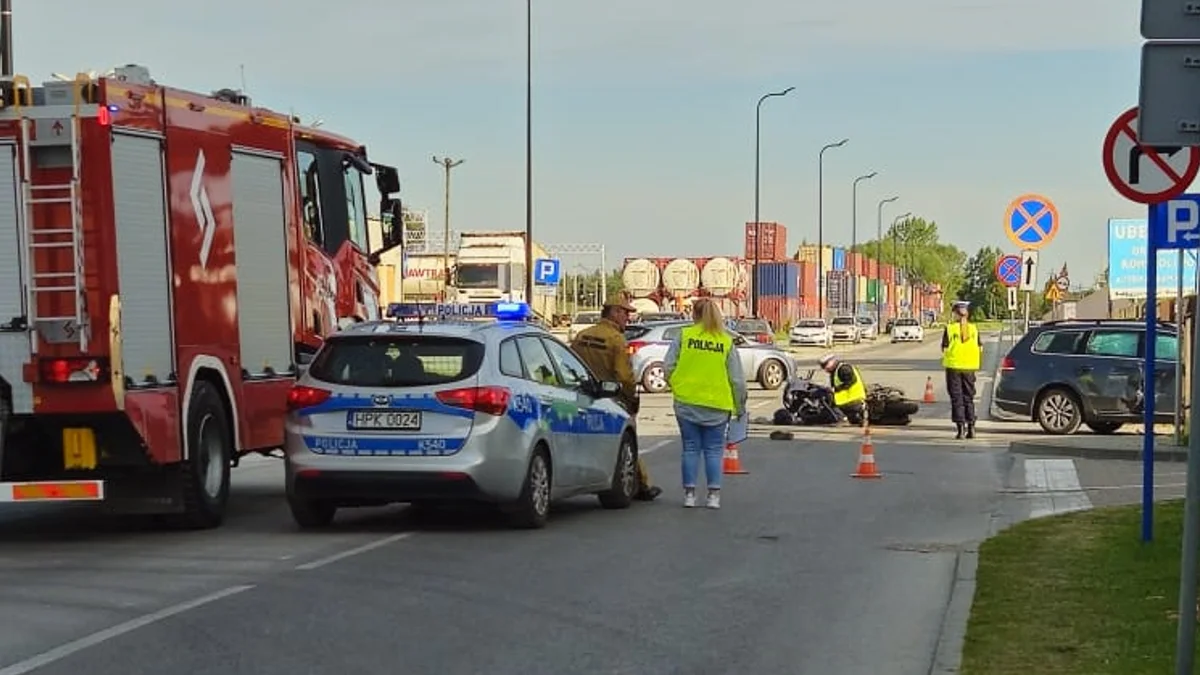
[{"left": 692, "top": 298, "right": 724, "bottom": 335}]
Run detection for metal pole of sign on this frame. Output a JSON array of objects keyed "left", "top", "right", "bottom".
[
  {"left": 1023, "top": 291, "right": 1030, "bottom": 334},
  {"left": 1143, "top": 204, "right": 1158, "bottom": 544},
  {"left": 1177, "top": 248, "right": 1200, "bottom": 675},
  {"left": 1176, "top": 248, "right": 1184, "bottom": 445}
]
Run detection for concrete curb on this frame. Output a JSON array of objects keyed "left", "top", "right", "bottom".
[
  {"left": 930, "top": 547, "right": 978, "bottom": 674},
  {"left": 1006, "top": 439, "right": 1187, "bottom": 462}
]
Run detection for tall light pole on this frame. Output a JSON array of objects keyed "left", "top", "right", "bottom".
[
  {"left": 751, "top": 86, "right": 795, "bottom": 317},
  {"left": 891, "top": 213, "right": 910, "bottom": 317},
  {"left": 817, "top": 138, "right": 848, "bottom": 317},
  {"left": 524, "top": 0, "right": 534, "bottom": 304},
  {"left": 432, "top": 155, "right": 464, "bottom": 296},
  {"left": 874, "top": 197, "right": 900, "bottom": 324},
  {"left": 851, "top": 172, "right": 876, "bottom": 253}
]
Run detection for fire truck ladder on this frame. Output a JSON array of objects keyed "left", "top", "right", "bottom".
[{"left": 16, "top": 74, "right": 89, "bottom": 353}]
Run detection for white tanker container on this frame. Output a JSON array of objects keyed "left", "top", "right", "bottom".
[
  {"left": 621, "top": 258, "right": 661, "bottom": 298},
  {"left": 630, "top": 297, "right": 661, "bottom": 316},
  {"left": 662, "top": 258, "right": 700, "bottom": 295},
  {"left": 700, "top": 257, "right": 739, "bottom": 297}
]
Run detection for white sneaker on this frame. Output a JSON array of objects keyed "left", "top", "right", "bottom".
[
  {"left": 705, "top": 490, "right": 721, "bottom": 509},
  {"left": 683, "top": 489, "right": 696, "bottom": 508}
]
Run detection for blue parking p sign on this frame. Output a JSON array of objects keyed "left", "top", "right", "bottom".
[{"left": 534, "top": 258, "right": 561, "bottom": 284}]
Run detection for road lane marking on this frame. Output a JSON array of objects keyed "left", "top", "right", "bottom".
[
  {"left": 640, "top": 439, "right": 673, "bottom": 454},
  {"left": 0, "top": 585, "right": 255, "bottom": 675},
  {"left": 295, "top": 532, "right": 413, "bottom": 571},
  {"left": 1023, "top": 458, "right": 1093, "bottom": 519}
]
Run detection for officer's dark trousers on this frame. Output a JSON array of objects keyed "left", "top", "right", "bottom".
[{"left": 945, "top": 369, "right": 977, "bottom": 424}]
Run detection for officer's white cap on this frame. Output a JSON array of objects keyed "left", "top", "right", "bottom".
[
  {"left": 817, "top": 353, "right": 838, "bottom": 367},
  {"left": 952, "top": 300, "right": 971, "bottom": 308}
]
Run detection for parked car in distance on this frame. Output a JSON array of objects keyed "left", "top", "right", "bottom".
[
  {"left": 789, "top": 318, "right": 833, "bottom": 348},
  {"left": 890, "top": 317, "right": 924, "bottom": 343},
  {"left": 829, "top": 316, "right": 861, "bottom": 344},
  {"left": 733, "top": 317, "right": 775, "bottom": 345},
  {"left": 625, "top": 321, "right": 796, "bottom": 392},
  {"left": 993, "top": 319, "right": 1178, "bottom": 435},
  {"left": 567, "top": 311, "right": 601, "bottom": 341},
  {"left": 855, "top": 316, "right": 879, "bottom": 341}
]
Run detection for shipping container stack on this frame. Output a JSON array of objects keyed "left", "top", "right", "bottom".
[
  {"left": 755, "top": 261, "right": 801, "bottom": 330},
  {"left": 744, "top": 222, "right": 789, "bottom": 263}
]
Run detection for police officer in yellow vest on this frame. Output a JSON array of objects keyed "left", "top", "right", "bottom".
[
  {"left": 817, "top": 353, "right": 868, "bottom": 424},
  {"left": 942, "top": 300, "right": 984, "bottom": 439},
  {"left": 664, "top": 298, "right": 747, "bottom": 509}
]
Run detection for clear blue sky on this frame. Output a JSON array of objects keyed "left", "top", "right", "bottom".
[{"left": 24, "top": 0, "right": 1152, "bottom": 285}]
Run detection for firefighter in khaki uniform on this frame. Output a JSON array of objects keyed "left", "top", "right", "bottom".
[
  {"left": 942, "top": 300, "right": 983, "bottom": 439},
  {"left": 570, "top": 293, "right": 663, "bottom": 501}
]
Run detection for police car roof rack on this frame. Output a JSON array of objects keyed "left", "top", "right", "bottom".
[{"left": 385, "top": 301, "right": 536, "bottom": 327}]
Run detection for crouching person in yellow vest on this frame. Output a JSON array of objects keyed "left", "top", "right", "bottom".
[
  {"left": 942, "top": 299, "right": 983, "bottom": 439},
  {"left": 817, "top": 353, "right": 867, "bottom": 425},
  {"left": 664, "top": 298, "right": 747, "bottom": 510}
]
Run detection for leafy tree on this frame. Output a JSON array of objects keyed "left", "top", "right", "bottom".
[
  {"left": 958, "top": 246, "right": 1008, "bottom": 319},
  {"left": 853, "top": 216, "right": 968, "bottom": 311}
]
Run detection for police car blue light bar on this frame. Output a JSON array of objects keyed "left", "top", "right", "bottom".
[{"left": 492, "top": 301, "right": 534, "bottom": 321}]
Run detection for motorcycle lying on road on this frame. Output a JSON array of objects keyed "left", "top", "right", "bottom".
[{"left": 772, "top": 370, "right": 921, "bottom": 427}]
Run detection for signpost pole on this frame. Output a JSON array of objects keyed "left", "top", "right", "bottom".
[
  {"left": 1176, "top": 260, "right": 1200, "bottom": 674},
  {"left": 1178, "top": 248, "right": 1185, "bottom": 445},
  {"left": 1143, "top": 209, "right": 1158, "bottom": 543}
]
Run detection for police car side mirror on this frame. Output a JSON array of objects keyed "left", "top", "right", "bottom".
[{"left": 595, "top": 380, "right": 622, "bottom": 398}]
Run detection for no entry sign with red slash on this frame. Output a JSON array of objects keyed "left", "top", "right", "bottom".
[{"left": 1103, "top": 106, "right": 1200, "bottom": 204}]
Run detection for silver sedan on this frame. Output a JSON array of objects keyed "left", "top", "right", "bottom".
[
  {"left": 283, "top": 307, "right": 639, "bottom": 530},
  {"left": 627, "top": 321, "right": 796, "bottom": 392}
]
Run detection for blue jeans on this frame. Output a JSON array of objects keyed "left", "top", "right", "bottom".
[{"left": 677, "top": 418, "right": 726, "bottom": 489}]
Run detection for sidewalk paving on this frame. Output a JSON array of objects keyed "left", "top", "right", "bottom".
[{"left": 1007, "top": 427, "right": 1186, "bottom": 462}]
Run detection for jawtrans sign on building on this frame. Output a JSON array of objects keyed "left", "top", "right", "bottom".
[{"left": 0, "top": 57, "right": 403, "bottom": 527}]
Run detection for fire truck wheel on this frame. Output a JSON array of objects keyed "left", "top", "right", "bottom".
[{"left": 173, "top": 381, "right": 232, "bottom": 529}]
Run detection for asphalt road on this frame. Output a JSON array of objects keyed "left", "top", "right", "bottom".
[{"left": 0, "top": 334, "right": 1015, "bottom": 675}]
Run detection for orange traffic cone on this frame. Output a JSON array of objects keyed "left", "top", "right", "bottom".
[
  {"left": 851, "top": 429, "right": 882, "bottom": 479},
  {"left": 923, "top": 376, "right": 936, "bottom": 403},
  {"left": 723, "top": 443, "right": 749, "bottom": 475}
]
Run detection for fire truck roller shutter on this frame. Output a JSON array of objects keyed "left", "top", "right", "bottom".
[
  {"left": 0, "top": 141, "right": 31, "bottom": 413},
  {"left": 112, "top": 131, "right": 174, "bottom": 385},
  {"left": 229, "top": 148, "right": 292, "bottom": 377}
]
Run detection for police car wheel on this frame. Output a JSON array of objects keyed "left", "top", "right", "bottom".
[
  {"left": 508, "top": 447, "right": 551, "bottom": 529},
  {"left": 598, "top": 433, "right": 637, "bottom": 510},
  {"left": 288, "top": 495, "right": 337, "bottom": 529}
]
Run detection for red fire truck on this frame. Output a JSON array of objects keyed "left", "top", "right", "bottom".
[{"left": 0, "top": 45, "right": 403, "bottom": 526}]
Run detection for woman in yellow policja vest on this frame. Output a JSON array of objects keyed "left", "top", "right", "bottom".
[
  {"left": 942, "top": 300, "right": 983, "bottom": 439},
  {"left": 663, "top": 299, "right": 748, "bottom": 509}
]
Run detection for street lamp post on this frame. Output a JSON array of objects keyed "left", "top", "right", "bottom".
[
  {"left": 873, "top": 196, "right": 900, "bottom": 324},
  {"left": 751, "top": 86, "right": 795, "bottom": 317},
  {"left": 851, "top": 172, "right": 876, "bottom": 253},
  {"left": 432, "top": 155, "right": 465, "bottom": 296},
  {"left": 524, "top": 0, "right": 534, "bottom": 304},
  {"left": 891, "top": 213, "right": 910, "bottom": 317},
  {"left": 817, "top": 138, "right": 848, "bottom": 317}
]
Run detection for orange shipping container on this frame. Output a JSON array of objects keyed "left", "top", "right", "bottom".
[
  {"left": 798, "top": 261, "right": 818, "bottom": 300},
  {"left": 759, "top": 296, "right": 801, "bottom": 331},
  {"left": 744, "top": 222, "right": 789, "bottom": 262}
]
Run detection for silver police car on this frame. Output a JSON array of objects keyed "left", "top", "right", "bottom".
[{"left": 283, "top": 302, "right": 639, "bottom": 529}]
